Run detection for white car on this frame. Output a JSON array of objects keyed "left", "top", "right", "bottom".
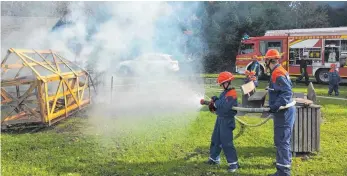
[{"left": 116, "top": 53, "right": 180, "bottom": 76}]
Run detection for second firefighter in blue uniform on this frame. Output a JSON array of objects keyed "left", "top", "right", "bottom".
[{"left": 264, "top": 49, "right": 296, "bottom": 176}]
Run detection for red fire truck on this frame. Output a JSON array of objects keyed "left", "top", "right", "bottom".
[{"left": 235, "top": 27, "right": 347, "bottom": 83}]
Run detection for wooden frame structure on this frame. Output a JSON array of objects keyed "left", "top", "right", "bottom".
[{"left": 1, "top": 48, "right": 92, "bottom": 129}]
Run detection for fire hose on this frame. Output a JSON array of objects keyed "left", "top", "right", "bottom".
[{"left": 200, "top": 98, "right": 297, "bottom": 139}]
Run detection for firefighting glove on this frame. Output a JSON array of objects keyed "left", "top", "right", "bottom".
[
  {"left": 211, "top": 96, "right": 219, "bottom": 102},
  {"left": 208, "top": 101, "right": 217, "bottom": 113}
]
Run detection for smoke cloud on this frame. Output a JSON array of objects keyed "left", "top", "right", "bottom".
[{"left": 1, "top": 2, "right": 207, "bottom": 136}]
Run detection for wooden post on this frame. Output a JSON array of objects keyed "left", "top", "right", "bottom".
[
  {"left": 16, "top": 85, "right": 21, "bottom": 111},
  {"left": 37, "top": 81, "right": 47, "bottom": 123},
  {"left": 111, "top": 76, "right": 113, "bottom": 103}
]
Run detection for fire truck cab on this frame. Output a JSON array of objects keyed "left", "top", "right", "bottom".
[{"left": 236, "top": 27, "right": 347, "bottom": 84}]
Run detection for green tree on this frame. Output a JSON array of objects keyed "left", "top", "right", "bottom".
[{"left": 201, "top": 1, "right": 331, "bottom": 73}]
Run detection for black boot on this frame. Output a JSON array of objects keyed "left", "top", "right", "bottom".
[
  {"left": 206, "top": 158, "right": 220, "bottom": 165},
  {"left": 227, "top": 163, "right": 240, "bottom": 173}
]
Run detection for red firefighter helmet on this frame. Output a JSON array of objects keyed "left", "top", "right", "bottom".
[
  {"left": 217, "top": 71, "right": 234, "bottom": 84},
  {"left": 331, "top": 63, "right": 336, "bottom": 68},
  {"left": 264, "top": 49, "right": 281, "bottom": 60}
]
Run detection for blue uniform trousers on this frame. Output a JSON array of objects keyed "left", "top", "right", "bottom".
[
  {"left": 273, "top": 106, "right": 296, "bottom": 176},
  {"left": 328, "top": 84, "right": 339, "bottom": 96},
  {"left": 209, "top": 117, "right": 238, "bottom": 166}
]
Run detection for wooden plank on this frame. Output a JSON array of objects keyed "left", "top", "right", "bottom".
[
  {"left": 50, "top": 80, "right": 63, "bottom": 115},
  {"left": 291, "top": 113, "right": 294, "bottom": 152},
  {"left": 33, "top": 49, "right": 58, "bottom": 72},
  {"left": 1, "top": 50, "right": 10, "bottom": 65},
  {"left": 2, "top": 62, "right": 65, "bottom": 69},
  {"left": 298, "top": 107, "right": 302, "bottom": 152},
  {"left": 294, "top": 107, "right": 299, "bottom": 152},
  {"left": 63, "top": 82, "right": 68, "bottom": 118},
  {"left": 12, "top": 49, "right": 43, "bottom": 80},
  {"left": 1, "top": 77, "right": 35, "bottom": 87},
  {"left": 22, "top": 104, "right": 41, "bottom": 120},
  {"left": 79, "top": 78, "right": 88, "bottom": 101},
  {"left": 19, "top": 53, "right": 61, "bottom": 75},
  {"left": 308, "top": 107, "right": 312, "bottom": 152},
  {"left": 1, "top": 88, "right": 13, "bottom": 104},
  {"left": 44, "top": 82, "right": 51, "bottom": 123},
  {"left": 316, "top": 108, "right": 321, "bottom": 151},
  {"left": 37, "top": 81, "right": 46, "bottom": 123},
  {"left": 49, "top": 99, "right": 89, "bottom": 121},
  {"left": 311, "top": 108, "right": 316, "bottom": 151},
  {"left": 303, "top": 107, "right": 307, "bottom": 152},
  {"left": 51, "top": 51, "right": 61, "bottom": 73},
  {"left": 10, "top": 48, "right": 54, "bottom": 54},
  {"left": 42, "top": 71, "right": 86, "bottom": 82},
  {"left": 2, "top": 82, "right": 37, "bottom": 121}
]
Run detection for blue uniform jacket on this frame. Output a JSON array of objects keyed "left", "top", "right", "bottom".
[
  {"left": 268, "top": 64, "right": 293, "bottom": 111},
  {"left": 214, "top": 88, "right": 238, "bottom": 119},
  {"left": 328, "top": 69, "right": 341, "bottom": 85}
]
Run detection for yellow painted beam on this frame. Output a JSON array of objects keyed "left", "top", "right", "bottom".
[
  {"left": 42, "top": 71, "right": 87, "bottom": 82},
  {"left": 48, "top": 86, "right": 85, "bottom": 101},
  {"left": 33, "top": 49, "right": 59, "bottom": 72},
  {"left": 2, "top": 62, "right": 65, "bottom": 69},
  {"left": 50, "top": 80, "right": 63, "bottom": 115},
  {"left": 62, "top": 81, "right": 68, "bottom": 118},
  {"left": 9, "top": 48, "right": 56, "bottom": 54},
  {"left": 11, "top": 49, "right": 43, "bottom": 81},
  {"left": 79, "top": 78, "right": 88, "bottom": 101},
  {"left": 63, "top": 79, "right": 80, "bottom": 107},
  {"left": 44, "top": 82, "right": 51, "bottom": 121},
  {"left": 19, "top": 52, "right": 61, "bottom": 75},
  {"left": 49, "top": 99, "right": 90, "bottom": 121}
]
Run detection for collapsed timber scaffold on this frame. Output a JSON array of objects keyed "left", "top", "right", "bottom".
[{"left": 1, "top": 48, "right": 93, "bottom": 130}]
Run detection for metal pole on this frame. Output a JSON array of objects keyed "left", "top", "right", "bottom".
[{"left": 111, "top": 76, "right": 113, "bottom": 103}]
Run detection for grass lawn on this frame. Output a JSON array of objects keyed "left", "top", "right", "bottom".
[{"left": 1, "top": 79, "right": 347, "bottom": 176}]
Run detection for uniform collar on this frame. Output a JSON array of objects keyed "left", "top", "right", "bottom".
[
  {"left": 224, "top": 87, "right": 233, "bottom": 92},
  {"left": 273, "top": 64, "right": 281, "bottom": 70},
  {"left": 270, "top": 64, "right": 281, "bottom": 74}
]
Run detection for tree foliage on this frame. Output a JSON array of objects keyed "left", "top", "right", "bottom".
[{"left": 194, "top": 1, "right": 347, "bottom": 73}]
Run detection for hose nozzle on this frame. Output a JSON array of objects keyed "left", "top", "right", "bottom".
[{"left": 200, "top": 99, "right": 211, "bottom": 105}]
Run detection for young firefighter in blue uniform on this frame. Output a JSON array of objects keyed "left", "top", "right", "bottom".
[
  {"left": 206, "top": 71, "right": 239, "bottom": 172},
  {"left": 328, "top": 63, "right": 341, "bottom": 96},
  {"left": 264, "top": 49, "right": 296, "bottom": 176},
  {"left": 248, "top": 55, "right": 260, "bottom": 77}
]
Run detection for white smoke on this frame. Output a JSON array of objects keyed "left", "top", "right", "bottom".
[{"left": 1, "top": 1, "right": 207, "bottom": 136}]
